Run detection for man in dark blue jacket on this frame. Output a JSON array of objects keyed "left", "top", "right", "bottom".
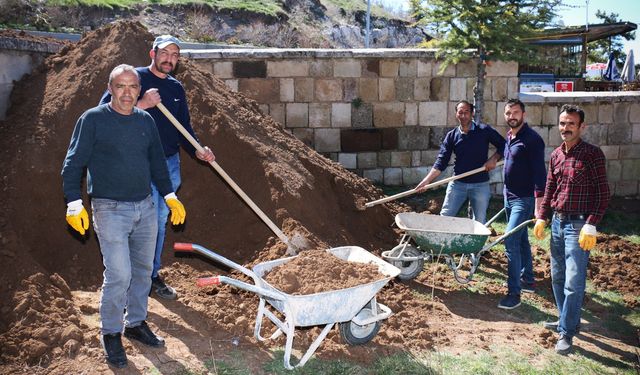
[
  {"left": 415, "top": 100, "right": 504, "bottom": 224},
  {"left": 498, "top": 99, "right": 547, "bottom": 310},
  {"left": 101, "top": 35, "right": 215, "bottom": 300}
]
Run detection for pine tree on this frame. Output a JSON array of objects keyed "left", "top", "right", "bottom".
[{"left": 410, "top": 0, "right": 561, "bottom": 122}]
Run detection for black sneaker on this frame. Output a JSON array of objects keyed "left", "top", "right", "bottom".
[
  {"left": 502, "top": 278, "right": 535, "bottom": 293},
  {"left": 497, "top": 293, "right": 521, "bottom": 310},
  {"left": 101, "top": 333, "right": 128, "bottom": 368},
  {"left": 543, "top": 320, "right": 581, "bottom": 334},
  {"left": 152, "top": 276, "right": 178, "bottom": 300},
  {"left": 124, "top": 321, "right": 165, "bottom": 348}
]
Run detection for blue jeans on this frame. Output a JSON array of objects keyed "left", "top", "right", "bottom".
[
  {"left": 92, "top": 195, "right": 157, "bottom": 335},
  {"left": 440, "top": 180, "right": 491, "bottom": 223},
  {"left": 150, "top": 153, "right": 181, "bottom": 278},
  {"left": 550, "top": 214, "right": 589, "bottom": 338},
  {"left": 504, "top": 196, "right": 535, "bottom": 295}
]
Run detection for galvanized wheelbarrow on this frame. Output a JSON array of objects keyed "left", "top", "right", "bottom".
[
  {"left": 381, "top": 209, "right": 534, "bottom": 283},
  {"left": 174, "top": 243, "right": 400, "bottom": 370}
]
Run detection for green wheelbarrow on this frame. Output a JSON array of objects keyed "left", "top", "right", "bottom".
[{"left": 381, "top": 209, "right": 534, "bottom": 283}]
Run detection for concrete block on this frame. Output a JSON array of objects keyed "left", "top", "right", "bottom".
[
  {"left": 421, "top": 150, "right": 440, "bottom": 165},
  {"left": 352, "top": 103, "right": 373, "bottom": 128},
  {"left": 485, "top": 60, "right": 518, "bottom": 77},
  {"left": 507, "top": 77, "right": 519, "bottom": 99},
  {"left": 430, "top": 77, "right": 450, "bottom": 101},
  {"left": 608, "top": 123, "right": 631, "bottom": 145},
  {"left": 598, "top": 102, "right": 614, "bottom": 124},
  {"left": 615, "top": 180, "right": 639, "bottom": 196},
  {"left": 526, "top": 104, "right": 542, "bottom": 126},
  {"left": 456, "top": 59, "right": 477, "bottom": 77},
  {"left": 292, "top": 128, "right": 314, "bottom": 148},
  {"left": 334, "top": 59, "right": 361, "bottom": 77},
  {"left": 213, "top": 61, "right": 233, "bottom": 78},
  {"left": 433, "top": 61, "right": 455, "bottom": 76},
  {"left": 449, "top": 78, "right": 467, "bottom": 101},
  {"left": 269, "top": 103, "right": 285, "bottom": 125},
  {"left": 620, "top": 144, "right": 640, "bottom": 159},
  {"left": 607, "top": 160, "right": 622, "bottom": 181},
  {"left": 419, "top": 101, "right": 448, "bottom": 126},
  {"left": 548, "top": 126, "right": 562, "bottom": 147},
  {"left": 380, "top": 60, "right": 400, "bottom": 77},
  {"left": 447, "top": 101, "right": 458, "bottom": 127},
  {"left": 403, "top": 167, "right": 430, "bottom": 185},
  {"left": 399, "top": 60, "right": 417, "bottom": 77},
  {"left": 267, "top": 61, "right": 309, "bottom": 77},
  {"left": 315, "top": 128, "right": 341, "bottom": 152},
  {"left": 363, "top": 59, "right": 380, "bottom": 77},
  {"left": 405, "top": 102, "right": 418, "bottom": 126},
  {"left": 411, "top": 151, "right": 422, "bottom": 167},
  {"left": 343, "top": 78, "right": 358, "bottom": 101},
  {"left": 391, "top": 151, "right": 412, "bottom": 167},
  {"left": 286, "top": 103, "right": 309, "bottom": 128},
  {"left": 633, "top": 123, "right": 640, "bottom": 143},
  {"left": 224, "top": 79, "right": 238, "bottom": 92},
  {"left": 581, "top": 103, "right": 598, "bottom": 124},
  {"left": 358, "top": 78, "right": 379, "bottom": 102},
  {"left": 382, "top": 128, "right": 399, "bottom": 149},
  {"left": 530, "top": 126, "right": 549, "bottom": 146},
  {"left": 414, "top": 78, "right": 431, "bottom": 101},
  {"left": 378, "top": 151, "right": 392, "bottom": 167},
  {"left": 622, "top": 160, "right": 640, "bottom": 180},
  {"left": 258, "top": 104, "right": 269, "bottom": 115},
  {"left": 315, "top": 79, "right": 343, "bottom": 102},
  {"left": 338, "top": 153, "right": 358, "bottom": 169},
  {"left": 192, "top": 61, "right": 213, "bottom": 74},
  {"left": 379, "top": 78, "right": 396, "bottom": 101},
  {"left": 384, "top": 168, "right": 403, "bottom": 185},
  {"left": 341, "top": 129, "right": 381, "bottom": 151},
  {"left": 482, "top": 101, "right": 497, "bottom": 126},
  {"left": 309, "top": 103, "right": 331, "bottom": 128},
  {"left": 363, "top": 168, "right": 384, "bottom": 184},
  {"left": 398, "top": 126, "right": 430, "bottom": 150},
  {"left": 238, "top": 78, "right": 279, "bottom": 103},
  {"left": 629, "top": 103, "right": 640, "bottom": 122},
  {"left": 614, "top": 102, "right": 631, "bottom": 124},
  {"left": 600, "top": 145, "right": 619, "bottom": 160},
  {"left": 294, "top": 78, "right": 314, "bottom": 102},
  {"left": 429, "top": 127, "right": 451, "bottom": 149},
  {"left": 332, "top": 103, "right": 351, "bottom": 128},
  {"left": 310, "top": 60, "right": 333, "bottom": 77},
  {"left": 396, "top": 78, "right": 414, "bottom": 102},
  {"left": 492, "top": 78, "right": 508, "bottom": 102},
  {"left": 374, "top": 103, "right": 405, "bottom": 128},
  {"left": 280, "top": 78, "right": 294, "bottom": 102},
  {"left": 583, "top": 123, "right": 608, "bottom": 145},
  {"left": 233, "top": 61, "right": 267, "bottom": 78},
  {"left": 542, "top": 105, "right": 558, "bottom": 126},
  {"left": 417, "top": 59, "right": 434, "bottom": 77},
  {"left": 358, "top": 152, "right": 378, "bottom": 168}
]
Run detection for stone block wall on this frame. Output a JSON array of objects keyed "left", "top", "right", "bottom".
[{"left": 186, "top": 48, "right": 519, "bottom": 189}]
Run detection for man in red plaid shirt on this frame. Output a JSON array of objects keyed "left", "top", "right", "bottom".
[{"left": 533, "top": 104, "right": 610, "bottom": 355}]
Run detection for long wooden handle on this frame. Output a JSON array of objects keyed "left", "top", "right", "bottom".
[
  {"left": 156, "top": 103, "right": 290, "bottom": 245},
  {"left": 364, "top": 160, "right": 505, "bottom": 208}
]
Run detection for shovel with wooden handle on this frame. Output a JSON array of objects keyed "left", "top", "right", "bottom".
[
  {"left": 363, "top": 160, "right": 505, "bottom": 209},
  {"left": 156, "top": 102, "right": 306, "bottom": 254}
]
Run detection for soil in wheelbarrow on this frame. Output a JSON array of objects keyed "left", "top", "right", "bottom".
[
  {"left": 262, "top": 250, "right": 383, "bottom": 295},
  {"left": 0, "top": 20, "right": 638, "bottom": 374}
]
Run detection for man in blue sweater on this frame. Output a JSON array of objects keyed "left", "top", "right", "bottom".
[
  {"left": 100, "top": 35, "right": 215, "bottom": 300},
  {"left": 498, "top": 99, "right": 547, "bottom": 309},
  {"left": 63, "top": 65, "right": 187, "bottom": 368},
  {"left": 415, "top": 100, "right": 505, "bottom": 224}
]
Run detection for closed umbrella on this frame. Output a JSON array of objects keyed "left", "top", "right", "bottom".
[
  {"left": 621, "top": 49, "right": 635, "bottom": 82},
  {"left": 604, "top": 52, "right": 620, "bottom": 81}
]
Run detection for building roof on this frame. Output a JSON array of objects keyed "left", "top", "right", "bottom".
[{"left": 526, "top": 22, "right": 637, "bottom": 45}]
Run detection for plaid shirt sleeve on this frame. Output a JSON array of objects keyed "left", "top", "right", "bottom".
[{"left": 584, "top": 146, "right": 610, "bottom": 225}]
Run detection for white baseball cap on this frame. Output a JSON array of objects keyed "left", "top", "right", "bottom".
[{"left": 153, "top": 35, "right": 181, "bottom": 50}]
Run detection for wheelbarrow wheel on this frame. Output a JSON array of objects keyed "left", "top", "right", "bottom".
[
  {"left": 339, "top": 307, "right": 381, "bottom": 346},
  {"left": 388, "top": 244, "right": 424, "bottom": 281}
]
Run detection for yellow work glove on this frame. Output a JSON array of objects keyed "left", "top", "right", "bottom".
[
  {"left": 66, "top": 199, "right": 90, "bottom": 235},
  {"left": 164, "top": 193, "right": 186, "bottom": 225},
  {"left": 533, "top": 219, "right": 546, "bottom": 240},
  {"left": 578, "top": 224, "right": 597, "bottom": 251}
]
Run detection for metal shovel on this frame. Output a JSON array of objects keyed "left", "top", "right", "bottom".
[{"left": 157, "top": 102, "right": 307, "bottom": 254}]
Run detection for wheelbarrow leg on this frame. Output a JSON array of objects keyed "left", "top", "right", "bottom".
[
  {"left": 254, "top": 298, "right": 285, "bottom": 341},
  {"left": 284, "top": 322, "right": 334, "bottom": 369}
]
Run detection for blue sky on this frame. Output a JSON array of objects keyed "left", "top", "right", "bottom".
[{"left": 376, "top": 0, "right": 640, "bottom": 62}]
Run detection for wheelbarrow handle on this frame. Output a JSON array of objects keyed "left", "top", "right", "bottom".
[
  {"left": 197, "top": 275, "right": 285, "bottom": 301},
  {"left": 173, "top": 242, "right": 258, "bottom": 281}
]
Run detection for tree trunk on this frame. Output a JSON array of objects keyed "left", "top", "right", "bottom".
[{"left": 473, "top": 47, "right": 487, "bottom": 124}]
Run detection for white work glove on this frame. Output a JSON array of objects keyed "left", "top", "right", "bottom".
[{"left": 578, "top": 224, "right": 597, "bottom": 251}]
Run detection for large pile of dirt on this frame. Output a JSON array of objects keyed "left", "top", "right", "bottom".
[{"left": 0, "top": 20, "right": 402, "bottom": 366}]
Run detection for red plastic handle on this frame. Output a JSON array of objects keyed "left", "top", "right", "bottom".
[
  {"left": 174, "top": 242, "right": 194, "bottom": 251},
  {"left": 196, "top": 276, "right": 221, "bottom": 287}
]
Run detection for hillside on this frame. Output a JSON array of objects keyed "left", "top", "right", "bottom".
[{"left": 0, "top": 0, "right": 429, "bottom": 48}]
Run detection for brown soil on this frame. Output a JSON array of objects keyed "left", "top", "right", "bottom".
[{"left": 0, "top": 21, "right": 638, "bottom": 374}]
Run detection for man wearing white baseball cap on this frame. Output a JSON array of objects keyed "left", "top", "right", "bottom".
[{"left": 100, "top": 35, "right": 215, "bottom": 300}]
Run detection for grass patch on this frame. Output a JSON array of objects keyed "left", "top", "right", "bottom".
[{"left": 263, "top": 350, "right": 365, "bottom": 374}]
